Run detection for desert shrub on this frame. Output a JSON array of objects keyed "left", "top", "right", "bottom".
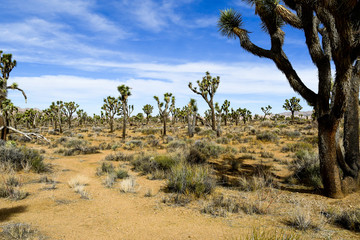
[
  {"left": 192, "top": 140, "right": 224, "bottom": 158},
  {"left": 281, "top": 142, "right": 313, "bottom": 153},
  {"left": 104, "top": 152, "right": 133, "bottom": 162},
  {"left": 0, "top": 141, "right": 47, "bottom": 173},
  {"left": 238, "top": 175, "right": 273, "bottom": 192},
  {"left": 98, "top": 142, "right": 112, "bottom": 150},
  {"left": 286, "top": 208, "right": 318, "bottom": 231},
  {"left": 238, "top": 154, "right": 255, "bottom": 160},
  {"left": 281, "top": 130, "right": 301, "bottom": 139},
  {"left": 124, "top": 140, "right": 143, "bottom": 150},
  {"left": 115, "top": 169, "right": 129, "bottom": 179},
  {"left": 198, "top": 129, "right": 217, "bottom": 137},
  {"left": 0, "top": 185, "right": 28, "bottom": 201},
  {"left": 260, "top": 121, "right": 275, "bottom": 128},
  {"left": 302, "top": 136, "right": 318, "bottom": 146},
  {"left": 186, "top": 148, "right": 207, "bottom": 165},
  {"left": 131, "top": 153, "right": 178, "bottom": 178},
  {"left": 167, "top": 140, "right": 187, "bottom": 152},
  {"left": 216, "top": 137, "right": 230, "bottom": 144},
  {"left": 161, "top": 193, "right": 192, "bottom": 206},
  {"left": 153, "top": 155, "right": 176, "bottom": 171},
  {"left": 139, "top": 128, "right": 161, "bottom": 135},
  {"left": 201, "top": 194, "right": 240, "bottom": 217},
  {"left": 241, "top": 202, "right": 267, "bottom": 215},
  {"left": 166, "top": 162, "right": 215, "bottom": 197},
  {"left": 260, "top": 151, "right": 274, "bottom": 158},
  {"left": 96, "top": 162, "right": 115, "bottom": 176},
  {"left": 0, "top": 223, "right": 44, "bottom": 239},
  {"left": 223, "top": 154, "right": 242, "bottom": 171},
  {"left": 287, "top": 150, "right": 322, "bottom": 189},
  {"left": 256, "top": 131, "right": 278, "bottom": 142},
  {"left": 56, "top": 138, "right": 99, "bottom": 156},
  {"left": 92, "top": 127, "right": 103, "bottom": 132}
]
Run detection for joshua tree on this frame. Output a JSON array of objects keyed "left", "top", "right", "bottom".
[
  {"left": 214, "top": 102, "right": 222, "bottom": 137},
  {"left": 239, "top": 108, "right": 252, "bottom": 124},
  {"left": 24, "top": 108, "right": 39, "bottom": 129},
  {"left": 189, "top": 71, "right": 220, "bottom": 131},
  {"left": 261, "top": 105, "right": 272, "bottom": 121},
  {"left": 154, "top": 93, "right": 175, "bottom": 136},
  {"left": 48, "top": 101, "right": 65, "bottom": 133},
  {"left": 185, "top": 98, "right": 198, "bottom": 137},
  {"left": 0, "top": 51, "right": 27, "bottom": 140},
  {"left": 283, "top": 97, "right": 303, "bottom": 121},
  {"left": 117, "top": 85, "right": 131, "bottom": 139},
  {"left": 101, "top": 96, "right": 121, "bottom": 133},
  {"left": 62, "top": 101, "right": 79, "bottom": 129},
  {"left": 221, "top": 100, "right": 230, "bottom": 126},
  {"left": 218, "top": 1, "right": 360, "bottom": 198},
  {"left": 76, "top": 109, "right": 87, "bottom": 126},
  {"left": 142, "top": 104, "right": 154, "bottom": 124},
  {"left": 1, "top": 99, "right": 18, "bottom": 129},
  {"left": 230, "top": 108, "right": 240, "bottom": 125}
]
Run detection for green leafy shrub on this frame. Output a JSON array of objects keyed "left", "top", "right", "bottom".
[
  {"left": 192, "top": 140, "right": 224, "bottom": 158},
  {"left": 186, "top": 148, "right": 207, "bottom": 164},
  {"left": 166, "top": 162, "right": 215, "bottom": 197},
  {"left": 167, "top": 140, "right": 187, "bottom": 152},
  {"left": 256, "top": 131, "right": 278, "bottom": 142}
]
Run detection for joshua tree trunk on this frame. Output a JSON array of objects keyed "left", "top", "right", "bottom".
[
  {"left": 210, "top": 103, "right": 216, "bottom": 131},
  {"left": 110, "top": 119, "right": 114, "bottom": 133},
  {"left": 343, "top": 61, "right": 360, "bottom": 177},
  {"left": 122, "top": 102, "right": 127, "bottom": 139},
  {"left": 163, "top": 115, "right": 167, "bottom": 136},
  {"left": 318, "top": 116, "right": 344, "bottom": 198},
  {"left": 0, "top": 115, "right": 6, "bottom": 140}
]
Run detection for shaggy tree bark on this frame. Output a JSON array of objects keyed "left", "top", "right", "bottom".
[{"left": 218, "top": 1, "right": 360, "bottom": 198}]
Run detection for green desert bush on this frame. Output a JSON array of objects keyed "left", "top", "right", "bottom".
[
  {"left": 256, "top": 131, "right": 278, "bottom": 142},
  {"left": 287, "top": 150, "right": 322, "bottom": 189},
  {"left": 186, "top": 148, "right": 207, "bottom": 165},
  {"left": 166, "top": 162, "right": 215, "bottom": 197},
  {"left": 192, "top": 140, "right": 224, "bottom": 158},
  {"left": 0, "top": 223, "right": 45, "bottom": 239},
  {"left": 104, "top": 152, "right": 134, "bottom": 162},
  {"left": 0, "top": 140, "right": 48, "bottom": 173},
  {"left": 56, "top": 138, "right": 99, "bottom": 156},
  {"left": 167, "top": 140, "right": 187, "bottom": 152}
]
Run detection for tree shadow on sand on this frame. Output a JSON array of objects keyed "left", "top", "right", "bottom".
[{"left": 0, "top": 205, "right": 27, "bottom": 222}]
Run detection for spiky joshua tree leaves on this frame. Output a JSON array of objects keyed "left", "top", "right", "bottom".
[
  {"left": 218, "top": 1, "right": 360, "bottom": 198},
  {"left": 142, "top": 104, "right": 154, "bottom": 125},
  {"left": 101, "top": 96, "right": 122, "bottom": 133},
  {"left": 117, "top": 85, "right": 131, "bottom": 140},
  {"left": 154, "top": 93, "right": 175, "bottom": 136},
  {"left": 189, "top": 71, "right": 220, "bottom": 131},
  {"left": 283, "top": 97, "right": 302, "bottom": 121}
]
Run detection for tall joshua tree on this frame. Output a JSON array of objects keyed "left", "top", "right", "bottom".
[
  {"left": 185, "top": 98, "right": 198, "bottom": 137},
  {"left": 218, "top": 1, "right": 360, "bottom": 198},
  {"left": 142, "top": 104, "right": 154, "bottom": 124},
  {"left": 261, "top": 105, "right": 272, "bottom": 121},
  {"left": 101, "top": 96, "right": 121, "bottom": 133},
  {"left": 154, "top": 93, "right": 175, "bottom": 136},
  {"left": 189, "top": 71, "right": 220, "bottom": 131},
  {"left": 0, "top": 51, "right": 27, "bottom": 140},
  {"left": 221, "top": 100, "right": 230, "bottom": 126},
  {"left": 62, "top": 101, "right": 79, "bottom": 128},
  {"left": 117, "top": 85, "right": 131, "bottom": 140},
  {"left": 283, "top": 97, "right": 302, "bottom": 122}
]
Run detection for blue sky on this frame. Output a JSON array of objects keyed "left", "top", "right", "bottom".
[{"left": 2, "top": 0, "right": 318, "bottom": 116}]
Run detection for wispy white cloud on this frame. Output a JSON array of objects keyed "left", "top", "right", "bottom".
[{"left": 8, "top": 61, "right": 317, "bottom": 114}]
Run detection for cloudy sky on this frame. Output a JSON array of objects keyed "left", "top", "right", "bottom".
[{"left": 2, "top": 0, "right": 318, "bottom": 115}]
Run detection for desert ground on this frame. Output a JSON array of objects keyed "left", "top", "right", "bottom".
[{"left": 1, "top": 119, "right": 360, "bottom": 240}]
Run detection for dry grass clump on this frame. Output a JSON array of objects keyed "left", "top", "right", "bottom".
[
  {"left": 201, "top": 194, "right": 241, "bottom": 217},
  {"left": 0, "top": 223, "right": 46, "bottom": 240},
  {"left": 0, "top": 175, "right": 29, "bottom": 201},
  {"left": 120, "top": 177, "right": 138, "bottom": 193},
  {"left": 243, "top": 228, "right": 300, "bottom": 240},
  {"left": 286, "top": 207, "right": 319, "bottom": 231},
  {"left": 161, "top": 193, "right": 192, "bottom": 206},
  {"left": 67, "top": 175, "right": 90, "bottom": 199}
]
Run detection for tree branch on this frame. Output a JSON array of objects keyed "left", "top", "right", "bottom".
[{"left": 275, "top": 4, "right": 303, "bottom": 29}]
